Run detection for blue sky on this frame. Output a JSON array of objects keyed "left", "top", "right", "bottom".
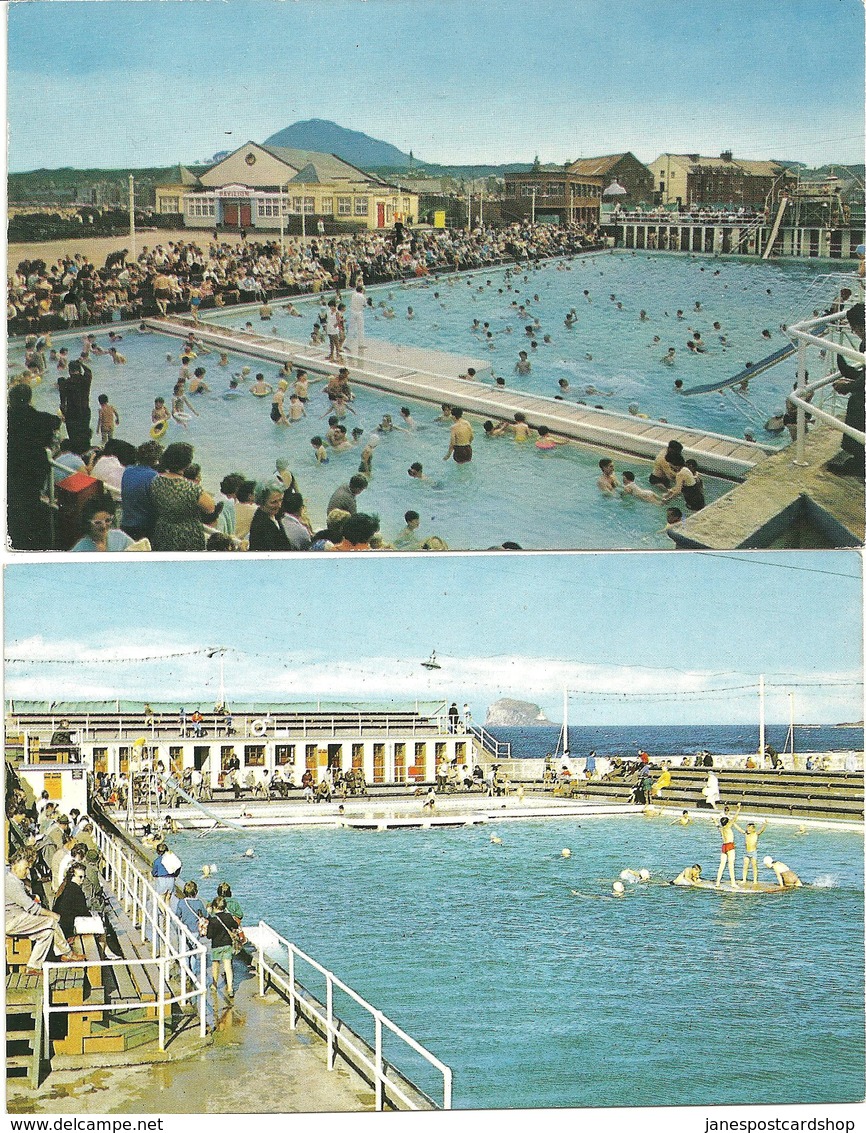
[
  {"left": 4, "top": 552, "right": 862, "bottom": 725},
  {"left": 6, "top": 0, "right": 865, "bottom": 172}
]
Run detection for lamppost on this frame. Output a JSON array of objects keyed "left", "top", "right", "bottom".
[
  {"left": 128, "top": 175, "right": 136, "bottom": 261},
  {"left": 531, "top": 186, "right": 536, "bottom": 225},
  {"left": 279, "top": 182, "right": 286, "bottom": 254}
]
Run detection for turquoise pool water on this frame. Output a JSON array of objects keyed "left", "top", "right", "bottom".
[
  {"left": 171, "top": 816, "right": 864, "bottom": 1110},
  {"left": 11, "top": 327, "right": 730, "bottom": 551},
  {"left": 210, "top": 251, "right": 839, "bottom": 436}
]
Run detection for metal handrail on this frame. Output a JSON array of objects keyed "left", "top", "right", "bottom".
[
  {"left": 255, "top": 921, "right": 452, "bottom": 1110},
  {"left": 40, "top": 826, "right": 207, "bottom": 1052},
  {"left": 788, "top": 307, "right": 865, "bottom": 464},
  {"left": 468, "top": 723, "right": 512, "bottom": 759}
]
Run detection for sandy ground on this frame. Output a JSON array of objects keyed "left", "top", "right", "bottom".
[{"left": 7, "top": 962, "right": 376, "bottom": 1114}]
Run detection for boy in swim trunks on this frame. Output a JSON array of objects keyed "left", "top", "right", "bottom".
[
  {"left": 444, "top": 408, "right": 473, "bottom": 464},
  {"left": 714, "top": 813, "right": 739, "bottom": 888},
  {"left": 737, "top": 819, "right": 768, "bottom": 884}
]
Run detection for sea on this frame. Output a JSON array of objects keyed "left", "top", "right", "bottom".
[{"left": 485, "top": 722, "right": 863, "bottom": 759}]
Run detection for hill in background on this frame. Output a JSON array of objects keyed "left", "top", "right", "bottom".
[{"left": 263, "top": 119, "right": 414, "bottom": 168}]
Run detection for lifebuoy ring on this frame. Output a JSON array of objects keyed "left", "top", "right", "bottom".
[
  {"left": 29, "top": 373, "right": 43, "bottom": 386},
  {"left": 151, "top": 418, "right": 169, "bottom": 439},
  {"left": 251, "top": 386, "right": 273, "bottom": 397},
  {"left": 251, "top": 718, "right": 267, "bottom": 737}
]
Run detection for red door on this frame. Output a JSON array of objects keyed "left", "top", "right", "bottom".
[
  {"left": 240, "top": 204, "right": 252, "bottom": 227},
  {"left": 223, "top": 204, "right": 239, "bottom": 227},
  {"left": 377, "top": 202, "right": 385, "bottom": 228}
]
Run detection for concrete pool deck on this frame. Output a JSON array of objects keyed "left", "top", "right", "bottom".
[
  {"left": 671, "top": 425, "right": 864, "bottom": 548},
  {"left": 7, "top": 969, "right": 378, "bottom": 1114}
]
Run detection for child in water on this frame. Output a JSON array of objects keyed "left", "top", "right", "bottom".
[
  {"left": 310, "top": 436, "right": 329, "bottom": 464},
  {"left": 97, "top": 394, "right": 120, "bottom": 443},
  {"left": 597, "top": 458, "right": 619, "bottom": 493}
]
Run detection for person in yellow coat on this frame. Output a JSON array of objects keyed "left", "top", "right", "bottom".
[{"left": 652, "top": 763, "right": 672, "bottom": 799}]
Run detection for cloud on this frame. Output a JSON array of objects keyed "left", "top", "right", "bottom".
[{"left": 6, "top": 641, "right": 859, "bottom": 725}]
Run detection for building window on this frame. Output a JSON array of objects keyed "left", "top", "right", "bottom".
[
  {"left": 244, "top": 744, "right": 266, "bottom": 767},
  {"left": 337, "top": 197, "right": 352, "bottom": 216},
  {"left": 354, "top": 196, "right": 369, "bottom": 216},
  {"left": 521, "top": 183, "right": 539, "bottom": 198},
  {"left": 160, "top": 196, "right": 180, "bottom": 214},
  {"left": 321, "top": 196, "right": 333, "bottom": 215},
  {"left": 292, "top": 196, "right": 302, "bottom": 213},
  {"left": 303, "top": 196, "right": 315, "bottom": 214},
  {"left": 505, "top": 183, "right": 516, "bottom": 197},
  {"left": 275, "top": 744, "right": 295, "bottom": 765}
]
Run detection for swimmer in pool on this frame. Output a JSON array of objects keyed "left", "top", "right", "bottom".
[
  {"left": 763, "top": 857, "right": 802, "bottom": 888},
  {"left": 505, "top": 412, "right": 532, "bottom": 442},
  {"left": 671, "top": 810, "right": 692, "bottom": 827},
  {"left": 515, "top": 351, "right": 531, "bottom": 376},
  {"left": 172, "top": 383, "right": 198, "bottom": 428},
  {"left": 620, "top": 471, "right": 662, "bottom": 504},
  {"left": 672, "top": 864, "right": 702, "bottom": 886},
  {"left": 662, "top": 348, "right": 676, "bottom": 365},
  {"left": 597, "top": 458, "right": 619, "bottom": 493},
  {"left": 250, "top": 374, "right": 273, "bottom": 397},
  {"left": 310, "top": 436, "right": 329, "bottom": 464},
  {"left": 152, "top": 397, "right": 170, "bottom": 426},
  {"left": 535, "top": 426, "right": 565, "bottom": 450}
]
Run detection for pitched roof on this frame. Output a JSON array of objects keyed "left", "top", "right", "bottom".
[
  {"left": 566, "top": 154, "right": 629, "bottom": 176},
  {"left": 259, "top": 144, "right": 390, "bottom": 186},
  {"left": 657, "top": 154, "right": 789, "bottom": 178}
]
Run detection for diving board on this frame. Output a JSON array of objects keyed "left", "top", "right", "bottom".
[
  {"left": 762, "top": 196, "right": 789, "bottom": 260},
  {"left": 682, "top": 342, "right": 796, "bottom": 396},
  {"left": 146, "top": 316, "right": 779, "bottom": 480}
]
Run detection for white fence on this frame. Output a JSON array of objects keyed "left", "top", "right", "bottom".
[
  {"left": 254, "top": 921, "right": 452, "bottom": 1110},
  {"left": 40, "top": 826, "right": 207, "bottom": 1051},
  {"left": 787, "top": 306, "right": 865, "bottom": 465}
]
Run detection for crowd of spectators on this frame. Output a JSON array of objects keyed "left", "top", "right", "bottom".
[{"left": 8, "top": 220, "right": 599, "bottom": 336}]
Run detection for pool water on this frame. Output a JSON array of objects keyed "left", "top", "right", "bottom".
[
  {"left": 210, "top": 250, "right": 840, "bottom": 437},
  {"left": 171, "top": 816, "right": 864, "bottom": 1110},
  {"left": 11, "top": 326, "right": 729, "bottom": 551}
]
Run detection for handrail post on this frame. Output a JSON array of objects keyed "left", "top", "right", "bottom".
[
  {"left": 326, "top": 974, "right": 334, "bottom": 1070},
  {"left": 199, "top": 946, "right": 207, "bottom": 1037},
  {"left": 374, "top": 1012, "right": 384, "bottom": 1111},
  {"left": 158, "top": 957, "right": 166, "bottom": 1051},
  {"left": 152, "top": 890, "right": 159, "bottom": 958},
  {"left": 794, "top": 338, "right": 808, "bottom": 466},
  {"left": 443, "top": 1066, "right": 452, "bottom": 1110},
  {"left": 42, "top": 966, "right": 51, "bottom": 1043},
  {"left": 257, "top": 922, "right": 265, "bottom": 998},
  {"left": 288, "top": 946, "right": 296, "bottom": 1029}
]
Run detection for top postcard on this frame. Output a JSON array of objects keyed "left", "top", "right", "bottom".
[{"left": 6, "top": 0, "right": 865, "bottom": 552}]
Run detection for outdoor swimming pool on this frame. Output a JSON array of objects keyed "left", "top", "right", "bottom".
[
  {"left": 11, "top": 323, "right": 730, "bottom": 551},
  {"left": 12, "top": 252, "right": 848, "bottom": 550},
  {"left": 172, "top": 814, "right": 864, "bottom": 1110},
  {"left": 210, "top": 250, "right": 843, "bottom": 436}
]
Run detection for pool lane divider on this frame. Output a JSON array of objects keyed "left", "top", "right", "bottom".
[{"left": 145, "top": 316, "right": 779, "bottom": 480}]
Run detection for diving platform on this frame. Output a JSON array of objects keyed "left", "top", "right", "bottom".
[{"left": 146, "top": 316, "right": 777, "bottom": 479}]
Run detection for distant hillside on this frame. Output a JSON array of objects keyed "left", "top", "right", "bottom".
[
  {"left": 263, "top": 119, "right": 413, "bottom": 168},
  {"left": 369, "top": 162, "right": 533, "bottom": 180}
]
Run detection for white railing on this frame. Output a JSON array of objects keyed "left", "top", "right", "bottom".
[
  {"left": 469, "top": 723, "right": 512, "bottom": 759},
  {"left": 40, "top": 826, "right": 207, "bottom": 1052},
  {"left": 787, "top": 307, "right": 865, "bottom": 465},
  {"left": 255, "top": 922, "right": 452, "bottom": 1111}
]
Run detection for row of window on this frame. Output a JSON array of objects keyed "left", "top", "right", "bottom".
[
  {"left": 187, "top": 199, "right": 216, "bottom": 217},
  {"left": 184, "top": 195, "right": 376, "bottom": 217},
  {"left": 504, "top": 182, "right": 600, "bottom": 199}
]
